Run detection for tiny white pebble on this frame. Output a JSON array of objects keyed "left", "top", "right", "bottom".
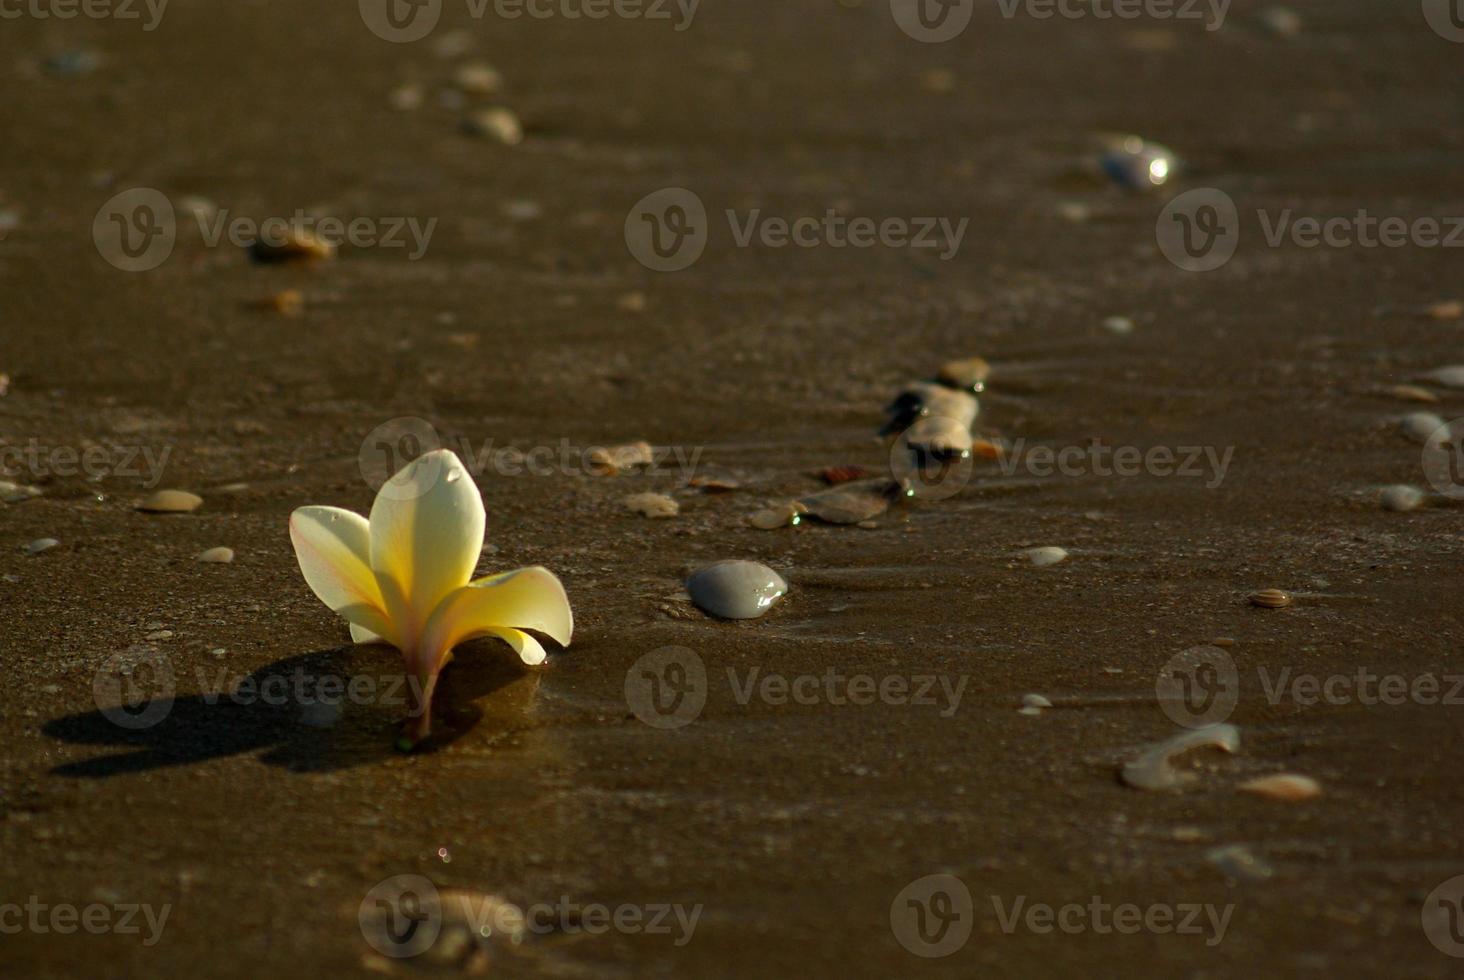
[
  {"left": 1102, "top": 316, "right": 1135, "bottom": 335},
  {"left": 1025, "top": 546, "right": 1068, "bottom": 567},
  {"left": 196, "top": 547, "right": 235, "bottom": 564},
  {"left": 1380, "top": 485, "right": 1424, "bottom": 513},
  {"left": 24, "top": 538, "right": 59, "bottom": 555}
]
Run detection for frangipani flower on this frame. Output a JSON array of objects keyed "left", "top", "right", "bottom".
[{"left": 288, "top": 448, "right": 572, "bottom": 748}]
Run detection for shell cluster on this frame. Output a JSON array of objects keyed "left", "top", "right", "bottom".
[{"left": 881, "top": 360, "right": 986, "bottom": 463}]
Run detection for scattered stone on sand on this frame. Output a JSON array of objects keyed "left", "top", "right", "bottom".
[
  {"left": 1389, "top": 384, "right": 1438, "bottom": 404},
  {"left": 257, "top": 288, "right": 304, "bottom": 316},
  {"left": 1257, "top": 6, "right": 1302, "bottom": 38},
  {"left": 588, "top": 441, "right": 653, "bottom": 474},
  {"left": 1238, "top": 773, "right": 1321, "bottom": 802},
  {"left": 818, "top": 465, "right": 870, "bottom": 486},
  {"left": 502, "top": 199, "right": 542, "bottom": 222},
  {"left": 138, "top": 489, "right": 203, "bottom": 514},
  {"left": 145, "top": 630, "right": 174, "bottom": 641},
  {"left": 1248, "top": 588, "right": 1292, "bottom": 609},
  {"left": 431, "top": 29, "right": 475, "bottom": 59},
  {"left": 1100, "top": 135, "right": 1176, "bottom": 191},
  {"left": 1207, "top": 844, "right": 1274, "bottom": 882},
  {"left": 1121, "top": 724, "right": 1240, "bottom": 791},
  {"left": 1019, "top": 693, "right": 1053, "bottom": 716},
  {"left": 0, "top": 480, "right": 41, "bottom": 504},
  {"left": 390, "top": 82, "right": 424, "bottom": 111},
  {"left": 799, "top": 479, "right": 904, "bottom": 525},
  {"left": 1380, "top": 484, "right": 1425, "bottom": 513},
  {"left": 884, "top": 382, "right": 979, "bottom": 433},
  {"left": 463, "top": 107, "right": 524, "bottom": 145},
  {"left": 1423, "top": 365, "right": 1464, "bottom": 389},
  {"left": 249, "top": 229, "right": 335, "bottom": 264},
  {"left": 617, "top": 291, "right": 648, "bottom": 313},
  {"left": 1025, "top": 546, "right": 1068, "bottom": 567},
  {"left": 24, "top": 538, "right": 59, "bottom": 555},
  {"left": 935, "top": 357, "right": 990, "bottom": 393},
  {"left": 1400, "top": 411, "right": 1449, "bottom": 446},
  {"left": 624, "top": 492, "right": 678, "bottom": 518},
  {"left": 0, "top": 372, "right": 9, "bottom": 396},
  {"left": 453, "top": 61, "right": 502, "bottom": 95},
  {"left": 1428, "top": 300, "right": 1463, "bottom": 320},
  {"left": 687, "top": 560, "right": 788, "bottom": 620},
  {"left": 747, "top": 503, "right": 804, "bottom": 529},
  {"left": 196, "top": 547, "right": 235, "bottom": 564},
  {"left": 1102, "top": 316, "right": 1135, "bottom": 335},
  {"left": 905, "top": 414, "right": 974, "bottom": 460}
]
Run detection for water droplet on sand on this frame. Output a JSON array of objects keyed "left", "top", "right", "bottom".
[
  {"left": 687, "top": 560, "right": 788, "bottom": 620},
  {"left": 138, "top": 490, "right": 203, "bottom": 514},
  {"left": 1380, "top": 485, "right": 1425, "bottom": 513},
  {"left": 1121, "top": 724, "right": 1240, "bottom": 791},
  {"left": 1238, "top": 773, "right": 1321, "bottom": 802},
  {"left": 24, "top": 538, "right": 59, "bottom": 555},
  {"left": 196, "top": 547, "right": 235, "bottom": 564},
  {"left": 1025, "top": 546, "right": 1068, "bottom": 567}
]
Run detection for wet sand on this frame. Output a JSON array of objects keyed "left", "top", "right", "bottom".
[{"left": 3, "top": 0, "right": 1464, "bottom": 975}]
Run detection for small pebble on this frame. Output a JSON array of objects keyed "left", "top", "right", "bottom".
[
  {"left": 1102, "top": 316, "right": 1135, "bottom": 335},
  {"left": 24, "top": 538, "right": 59, "bottom": 555},
  {"left": 617, "top": 291, "right": 648, "bottom": 314},
  {"left": 390, "top": 83, "right": 424, "bottom": 111},
  {"left": 1389, "top": 384, "right": 1438, "bottom": 404},
  {"left": 1424, "top": 366, "right": 1464, "bottom": 389},
  {"left": 1257, "top": 6, "right": 1302, "bottom": 37},
  {"left": 1400, "top": 412, "right": 1450, "bottom": 446},
  {"left": 1207, "top": 844, "right": 1273, "bottom": 882},
  {"left": 688, "top": 475, "right": 739, "bottom": 492},
  {"left": 463, "top": 107, "right": 524, "bottom": 145},
  {"left": 258, "top": 289, "right": 304, "bottom": 316},
  {"left": 138, "top": 490, "right": 203, "bottom": 514},
  {"left": 1428, "top": 300, "right": 1463, "bottom": 320},
  {"left": 1249, "top": 588, "right": 1292, "bottom": 609},
  {"left": 1380, "top": 485, "right": 1425, "bottom": 513},
  {"left": 453, "top": 61, "right": 502, "bottom": 95},
  {"left": 145, "top": 630, "right": 174, "bottom": 641},
  {"left": 624, "top": 492, "right": 678, "bottom": 519},
  {"left": 196, "top": 547, "right": 235, "bottom": 564},
  {"left": 1025, "top": 546, "right": 1068, "bottom": 567},
  {"left": 686, "top": 560, "right": 788, "bottom": 620},
  {"left": 747, "top": 503, "right": 803, "bottom": 529},
  {"left": 1238, "top": 773, "right": 1321, "bottom": 802}
]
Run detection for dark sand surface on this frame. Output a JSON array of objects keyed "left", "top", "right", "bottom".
[{"left": 3, "top": 0, "right": 1464, "bottom": 976}]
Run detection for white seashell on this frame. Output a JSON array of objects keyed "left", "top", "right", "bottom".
[
  {"left": 1025, "top": 546, "right": 1068, "bottom": 567},
  {"left": 24, "top": 537, "right": 59, "bottom": 555},
  {"left": 1102, "top": 316, "right": 1135, "bottom": 335},
  {"left": 1380, "top": 485, "right": 1425, "bottom": 513},
  {"left": 687, "top": 560, "right": 788, "bottom": 620},
  {"left": 464, "top": 107, "right": 523, "bottom": 145},
  {"left": 196, "top": 547, "right": 235, "bottom": 563},
  {"left": 138, "top": 490, "right": 202, "bottom": 513},
  {"left": 1021, "top": 694, "right": 1053, "bottom": 711},
  {"left": 1424, "top": 365, "right": 1464, "bottom": 389},
  {"left": 1400, "top": 412, "right": 1450, "bottom": 446},
  {"left": 1238, "top": 773, "right": 1321, "bottom": 802},
  {"left": 1121, "top": 724, "right": 1240, "bottom": 791},
  {"left": 624, "top": 492, "right": 678, "bottom": 518}
]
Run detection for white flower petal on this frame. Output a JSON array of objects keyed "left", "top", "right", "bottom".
[
  {"left": 368, "top": 449, "right": 485, "bottom": 640},
  {"left": 290, "top": 506, "right": 392, "bottom": 639},
  {"left": 350, "top": 623, "right": 387, "bottom": 645},
  {"left": 485, "top": 627, "right": 547, "bottom": 666},
  {"left": 420, "top": 565, "right": 573, "bottom": 660}
]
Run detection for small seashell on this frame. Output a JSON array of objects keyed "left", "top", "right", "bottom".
[
  {"left": 904, "top": 414, "right": 973, "bottom": 460},
  {"left": 688, "top": 475, "right": 739, "bottom": 492},
  {"left": 1380, "top": 485, "right": 1425, "bottom": 513},
  {"left": 0, "top": 480, "right": 41, "bottom": 504},
  {"left": 1423, "top": 365, "right": 1464, "bottom": 389},
  {"left": 463, "top": 107, "right": 524, "bottom": 145},
  {"left": 453, "top": 61, "right": 502, "bottom": 95},
  {"left": 138, "top": 489, "right": 203, "bottom": 514},
  {"left": 24, "top": 537, "right": 59, "bottom": 555},
  {"left": 1248, "top": 588, "right": 1292, "bottom": 609},
  {"left": 935, "top": 357, "right": 990, "bottom": 393},
  {"left": 818, "top": 465, "right": 870, "bottom": 486},
  {"left": 1389, "top": 384, "right": 1438, "bottom": 404},
  {"left": 588, "top": 441, "right": 653, "bottom": 474},
  {"left": 1401, "top": 412, "right": 1450, "bottom": 446},
  {"left": 1102, "top": 316, "right": 1134, "bottom": 335},
  {"left": 686, "top": 560, "right": 788, "bottom": 620},
  {"left": 799, "top": 479, "right": 904, "bottom": 525},
  {"left": 1022, "top": 693, "right": 1053, "bottom": 710},
  {"left": 1025, "top": 546, "right": 1068, "bottom": 567},
  {"left": 1100, "top": 135, "right": 1177, "bottom": 191},
  {"left": 1428, "top": 300, "right": 1463, "bottom": 320},
  {"left": 196, "top": 547, "right": 235, "bottom": 564},
  {"left": 747, "top": 503, "right": 803, "bottom": 529},
  {"left": 1121, "top": 724, "right": 1240, "bottom": 791},
  {"left": 249, "top": 228, "right": 335, "bottom": 264},
  {"left": 624, "top": 492, "right": 678, "bottom": 518},
  {"left": 258, "top": 288, "right": 304, "bottom": 316},
  {"left": 1207, "top": 843, "right": 1273, "bottom": 882},
  {"left": 1238, "top": 773, "right": 1321, "bottom": 802}
]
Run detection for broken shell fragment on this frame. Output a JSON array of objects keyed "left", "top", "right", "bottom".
[
  {"left": 588, "top": 441, "right": 653, "bottom": 474},
  {"left": 249, "top": 228, "right": 335, "bottom": 264},
  {"left": 624, "top": 492, "right": 678, "bottom": 518},
  {"left": 686, "top": 560, "right": 788, "bottom": 620},
  {"left": 798, "top": 478, "right": 905, "bottom": 525},
  {"left": 747, "top": 503, "right": 803, "bottom": 529},
  {"left": 1248, "top": 588, "right": 1292, "bottom": 609},
  {"left": 1238, "top": 773, "right": 1321, "bottom": 802},
  {"left": 1121, "top": 724, "right": 1240, "bottom": 791},
  {"left": 882, "top": 383, "right": 979, "bottom": 434},
  {"left": 1380, "top": 485, "right": 1425, "bottom": 513},
  {"left": 935, "top": 357, "right": 990, "bottom": 393},
  {"left": 196, "top": 547, "right": 235, "bottom": 563},
  {"left": 464, "top": 107, "right": 524, "bottom": 145},
  {"left": 1389, "top": 384, "right": 1438, "bottom": 404},
  {"left": 818, "top": 465, "right": 870, "bottom": 486},
  {"left": 138, "top": 490, "right": 203, "bottom": 514}
]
